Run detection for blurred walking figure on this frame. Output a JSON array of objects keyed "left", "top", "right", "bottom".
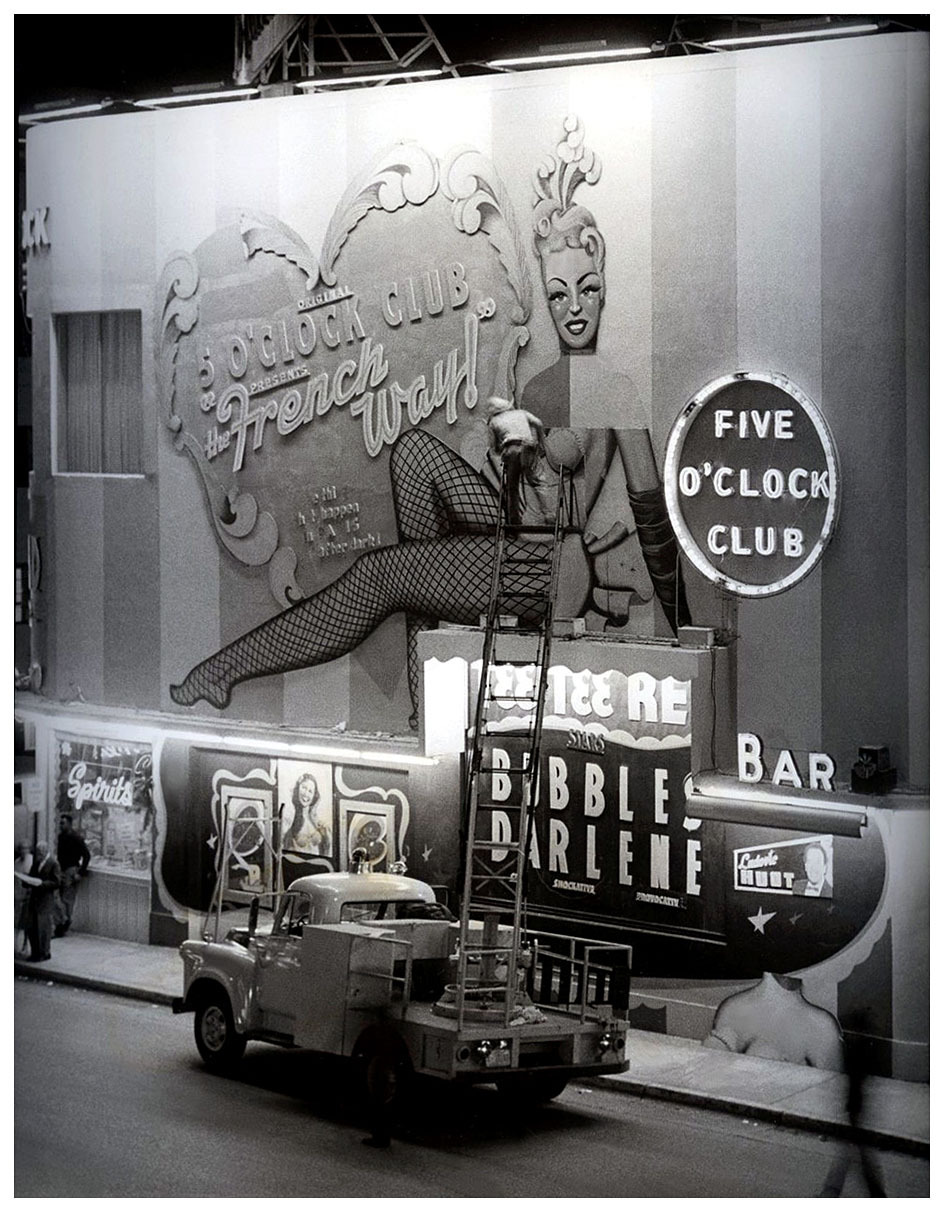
[
  {"left": 55, "top": 813, "right": 90, "bottom": 937},
  {"left": 820, "top": 1011, "right": 886, "bottom": 1197},
  {"left": 24, "top": 841, "right": 61, "bottom": 963},
  {"left": 13, "top": 840, "right": 33, "bottom": 954}
]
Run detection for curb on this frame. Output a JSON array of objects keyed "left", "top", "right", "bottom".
[
  {"left": 590, "top": 1076, "right": 930, "bottom": 1158},
  {"left": 14, "top": 963, "right": 176, "bottom": 1008},
  {"left": 15, "top": 965, "right": 929, "bottom": 1158}
]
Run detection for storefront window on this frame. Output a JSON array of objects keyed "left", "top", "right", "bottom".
[
  {"left": 54, "top": 736, "right": 154, "bottom": 875},
  {"left": 53, "top": 310, "right": 143, "bottom": 474}
]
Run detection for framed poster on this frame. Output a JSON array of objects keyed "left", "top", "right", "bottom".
[{"left": 339, "top": 801, "right": 395, "bottom": 872}]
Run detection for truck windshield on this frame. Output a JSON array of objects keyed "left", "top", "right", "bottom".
[
  {"left": 340, "top": 900, "right": 454, "bottom": 922},
  {"left": 341, "top": 902, "right": 390, "bottom": 922}
]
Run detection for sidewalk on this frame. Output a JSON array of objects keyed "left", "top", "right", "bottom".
[{"left": 14, "top": 931, "right": 929, "bottom": 1155}]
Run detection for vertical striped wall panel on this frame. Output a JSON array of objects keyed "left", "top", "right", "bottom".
[
  {"left": 158, "top": 438, "right": 221, "bottom": 715},
  {"left": 205, "top": 103, "right": 286, "bottom": 725},
  {"left": 905, "top": 39, "right": 930, "bottom": 789},
  {"left": 820, "top": 41, "right": 910, "bottom": 774},
  {"left": 651, "top": 59, "right": 738, "bottom": 639},
  {"left": 153, "top": 110, "right": 222, "bottom": 717},
  {"left": 733, "top": 47, "right": 824, "bottom": 753},
  {"left": 103, "top": 476, "right": 161, "bottom": 708},
  {"left": 53, "top": 478, "right": 105, "bottom": 703}
]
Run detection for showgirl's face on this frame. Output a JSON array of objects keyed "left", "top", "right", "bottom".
[
  {"left": 542, "top": 245, "right": 603, "bottom": 351},
  {"left": 298, "top": 778, "right": 317, "bottom": 810}
]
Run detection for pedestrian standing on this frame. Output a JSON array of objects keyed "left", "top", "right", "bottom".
[
  {"left": 13, "top": 840, "right": 33, "bottom": 954},
  {"left": 25, "top": 841, "right": 61, "bottom": 963},
  {"left": 55, "top": 813, "right": 90, "bottom": 937}
]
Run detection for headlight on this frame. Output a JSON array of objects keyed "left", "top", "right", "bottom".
[
  {"left": 473, "top": 1039, "right": 511, "bottom": 1066},
  {"left": 598, "top": 1031, "right": 625, "bottom": 1055}
]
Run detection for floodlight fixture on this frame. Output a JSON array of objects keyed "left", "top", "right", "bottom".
[
  {"left": 296, "top": 68, "right": 444, "bottom": 90},
  {"left": 705, "top": 22, "right": 879, "bottom": 49}
]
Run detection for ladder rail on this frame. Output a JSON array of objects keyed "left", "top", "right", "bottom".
[
  {"left": 454, "top": 462, "right": 569, "bottom": 1029},
  {"left": 456, "top": 461, "right": 511, "bottom": 1028},
  {"left": 503, "top": 464, "right": 567, "bottom": 1019}
]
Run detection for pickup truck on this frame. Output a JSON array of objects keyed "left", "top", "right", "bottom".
[{"left": 173, "top": 868, "right": 630, "bottom": 1108}]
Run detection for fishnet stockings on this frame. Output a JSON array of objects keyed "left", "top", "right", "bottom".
[{"left": 170, "top": 431, "right": 549, "bottom": 713}]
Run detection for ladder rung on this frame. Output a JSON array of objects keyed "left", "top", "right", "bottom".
[
  {"left": 497, "top": 591, "right": 550, "bottom": 601},
  {"left": 456, "top": 474, "right": 566, "bottom": 941}
]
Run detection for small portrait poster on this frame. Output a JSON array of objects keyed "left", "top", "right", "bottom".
[
  {"left": 278, "top": 761, "right": 334, "bottom": 861},
  {"left": 733, "top": 835, "right": 835, "bottom": 899}
]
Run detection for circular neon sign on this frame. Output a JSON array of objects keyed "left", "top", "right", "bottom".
[{"left": 664, "top": 372, "right": 840, "bottom": 598}]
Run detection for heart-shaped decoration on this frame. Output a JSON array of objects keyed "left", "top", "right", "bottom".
[{"left": 156, "top": 141, "right": 533, "bottom": 607}]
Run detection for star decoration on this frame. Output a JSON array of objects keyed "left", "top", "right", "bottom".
[
  {"left": 748, "top": 906, "right": 776, "bottom": 934},
  {"left": 789, "top": 913, "right": 803, "bottom": 926},
  {"left": 207, "top": 833, "right": 218, "bottom": 851},
  {"left": 422, "top": 844, "right": 433, "bottom": 862}
]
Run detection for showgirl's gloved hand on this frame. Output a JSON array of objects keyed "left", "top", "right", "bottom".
[{"left": 582, "top": 518, "right": 630, "bottom": 556}]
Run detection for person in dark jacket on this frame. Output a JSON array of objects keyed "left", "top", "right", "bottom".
[
  {"left": 25, "top": 841, "right": 62, "bottom": 962},
  {"left": 55, "top": 813, "right": 91, "bottom": 937}
]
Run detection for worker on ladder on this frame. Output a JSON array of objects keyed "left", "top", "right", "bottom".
[{"left": 486, "top": 395, "right": 583, "bottom": 528}]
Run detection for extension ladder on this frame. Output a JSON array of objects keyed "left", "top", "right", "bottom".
[{"left": 452, "top": 463, "right": 572, "bottom": 1028}]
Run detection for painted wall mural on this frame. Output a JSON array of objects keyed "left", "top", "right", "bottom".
[
  {"left": 160, "top": 117, "right": 689, "bottom": 725},
  {"left": 154, "top": 743, "right": 427, "bottom": 922},
  {"left": 703, "top": 972, "right": 844, "bottom": 1070}
]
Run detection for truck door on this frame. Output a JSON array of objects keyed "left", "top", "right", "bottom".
[{"left": 256, "top": 891, "right": 313, "bottom": 1030}]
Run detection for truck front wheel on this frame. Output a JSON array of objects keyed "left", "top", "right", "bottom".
[{"left": 194, "top": 989, "right": 246, "bottom": 1072}]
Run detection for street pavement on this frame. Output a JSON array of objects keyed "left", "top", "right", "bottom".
[{"left": 13, "top": 930, "right": 929, "bottom": 1155}]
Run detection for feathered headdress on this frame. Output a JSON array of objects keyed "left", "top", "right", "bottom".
[{"left": 532, "top": 115, "right": 603, "bottom": 262}]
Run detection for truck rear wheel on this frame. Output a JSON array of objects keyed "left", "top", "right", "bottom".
[
  {"left": 194, "top": 988, "right": 246, "bottom": 1072},
  {"left": 498, "top": 1073, "right": 569, "bottom": 1103}
]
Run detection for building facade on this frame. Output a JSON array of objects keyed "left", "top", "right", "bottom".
[{"left": 16, "top": 33, "right": 929, "bottom": 1079}]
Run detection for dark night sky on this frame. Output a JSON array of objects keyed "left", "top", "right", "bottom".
[{"left": 15, "top": 13, "right": 928, "bottom": 113}]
